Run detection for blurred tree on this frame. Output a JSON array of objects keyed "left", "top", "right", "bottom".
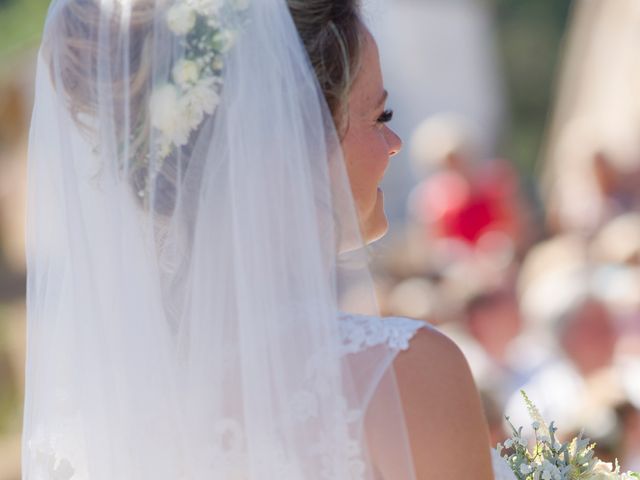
[
  {"left": 0, "top": 0, "right": 50, "bottom": 64},
  {"left": 488, "top": 0, "right": 573, "bottom": 174}
]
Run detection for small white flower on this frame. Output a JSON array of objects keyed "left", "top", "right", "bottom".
[
  {"left": 211, "top": 56, "right": 224, "bottom": 71},
  {"left": 206, "top": 14, "right": 222, "bottom": 29},
  {"left": 519, "top": 463, "right": 533, "bottom": 475},
  {"left": 592, "top": 461, "right": 615, "bottom": 473},
  {"left": 504, "top": 438, "right": 514, "bottom": 449},
  {"left": 232, "top": 0, "right": 250, "bottom": 10},
  {"left": 178, "top": 96, "right": 205, "bottom": 133},
  {"left": 540, "top": 460, "right": 562, "bottom": 480},
  {"left": 172, "top": 59, "right": 200, "bottom": 87},
  {"left": 156, "top": 138, "right": 173, "bottom": 158},
  {"left": 187, "top": 78, "right": 220, "bottom": 116},
  {"left": 166, "top": 4, "right": 196, "bottom": 35},
  {"left": 532, "top": 421, "right": 540, "bottom": 430},
  {"left": 150, "top": 84, "right": 191, "bottom": 147},
  {"left": 150, "top": 84, "right": 179, "bottom": 132},
  {"left": 590, "top": 461, "right": 622, "bottom": 479},
  {"left": 54, "top": 458, "right": 75, "bottom": 480},
  {"left": 213, "top": 30, "right": 238, "bottom": 53},
  {"left": 190, "top": 0, "right": 224, "bottom": 16}
]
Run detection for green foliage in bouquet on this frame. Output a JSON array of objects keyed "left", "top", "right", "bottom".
[{"left": 496, "top": 391, "right": 640, "bottom": 480}]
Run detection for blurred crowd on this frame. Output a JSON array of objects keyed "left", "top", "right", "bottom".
[
  {"left": 372, "top": 110, "right": 640, "bottom": 469},
  {"left": 367, "top": 0, "right": 640, "bottom": 469}
]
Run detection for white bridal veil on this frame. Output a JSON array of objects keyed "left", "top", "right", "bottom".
[{"left": 23, "top": 0, "right": 415, "bottom": 478}]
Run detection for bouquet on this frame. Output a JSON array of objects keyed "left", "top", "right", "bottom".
[{"left": 494, "top": 391, "right": 639, "bottom": 480}]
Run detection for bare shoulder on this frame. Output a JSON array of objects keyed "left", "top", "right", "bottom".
[
  {"left": 393, "top": 327, "right": 481, "bottom": 435},
  {"left": 394, "top": 325, "right": 468, "bottom": 374},
  {"left": 392, "top": 326, "right": 494, "bottom": 479}
]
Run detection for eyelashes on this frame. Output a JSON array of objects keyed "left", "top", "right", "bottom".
[{"left": 377, "top": 109, "right": 394, "bottom": 124}]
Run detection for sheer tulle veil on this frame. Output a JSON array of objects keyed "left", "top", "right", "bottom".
[{"left": 23, "top": 0, "right": 415, "bottom": 478}]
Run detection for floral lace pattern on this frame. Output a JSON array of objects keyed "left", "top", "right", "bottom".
[
  {"left": 338, "top": 313, "right": 428, "bottom": 355},
  {"left": 186, "top": 418, "right": 305, "bottom": 479},
  {"left": 27, "top": 420, "right": 84, "bottom": 480},
  {"left": 28, "top": 439, "right": 75, "bottom": 480},
  {"left": 27, "top": 314, "right": 428, "bottom": 479}
]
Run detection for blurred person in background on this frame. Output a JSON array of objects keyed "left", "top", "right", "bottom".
[
  {"left": 505, "top": 295, "right": 623, "bottom": 443},
  {"left": 461, "top": 289, "right": 528, "bottom": 404},
  {"left": 541, "top": 0, "right": 640, "bottom": 237},
  {"left": 545, "top": 118, "right": 640, "bottom": 236},
  {"left": 616, "top": 403, "right": 640, "bottom": 471},
  {"left": 558, "top": 298, "right": 618, "bottom": 378},
  {"left": 407, "top": 114, "right": 530, "bottom": 267},
  {"left": 589, "top": 213, "right": 640, "bottom": 267},
  {"left": 465, "top": 290, "right": 522, "bottom": 369},
  {"left": 480, "top": 389, "right": 510, "bottom": 447}
]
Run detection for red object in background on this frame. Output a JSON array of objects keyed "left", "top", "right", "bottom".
[{"left": 415, "top": 159, "right": 520, "bottom": 245}]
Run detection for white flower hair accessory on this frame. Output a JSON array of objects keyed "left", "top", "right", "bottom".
[
  {"left": 149, "top": 0, "right": 249, "bottom": 160},
  {"left": 127, "top": 0, "right": 249, "bottom": 204}
]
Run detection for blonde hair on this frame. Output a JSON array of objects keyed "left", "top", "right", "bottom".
[
  {"left": 286, "top": 0, "right": 364, "bottom": 131},
  {"left": 47, "top": 0, "right": 364, "bottom": 212},
  {"left": 48, "top": 0, "right": 155, "bottom": 135},
  {"left": 49, "top": 0, "right": 363, "bottom": 132}
]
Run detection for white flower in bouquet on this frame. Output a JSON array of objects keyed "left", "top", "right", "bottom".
[
  {"left": 495, "top": 391, "right": 639, "bottom": 480},
  {"left": 589, "top": 460, "right": 640, "bottom": 480}
]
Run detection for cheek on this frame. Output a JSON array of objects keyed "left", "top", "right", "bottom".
[
  {"left": 342, "top": 129, "right": 389, "bottom": 205},
  {"left": 341, "top": 127, "right": 390, "bottom": 242}
]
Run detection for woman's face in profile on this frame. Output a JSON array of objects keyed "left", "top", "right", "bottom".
[{"left": 341, "top": 27, "right": 402, "bottom": 244}]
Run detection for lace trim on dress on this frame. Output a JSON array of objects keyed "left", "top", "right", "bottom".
[
  {"left": 27, "top": 314, "right": 429, "bottom": 480},
  {"left": 338, "top": 313, "right": 428, "bottom": 355}
]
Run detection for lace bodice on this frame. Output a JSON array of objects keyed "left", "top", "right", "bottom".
[
  {"left": 338, "top": 312, "right": 429, "bottom": 355},
  {"left": 28, "top": 313, "right": 510, "bottom": 480}
]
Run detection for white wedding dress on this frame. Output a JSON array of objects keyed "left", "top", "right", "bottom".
[{"left": 338, "top": 313, "right": 515, "bottom": 480}]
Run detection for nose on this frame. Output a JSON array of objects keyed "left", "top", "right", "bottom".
[{"left": 386, "top": 127, "right": 402, "bottom": 157}]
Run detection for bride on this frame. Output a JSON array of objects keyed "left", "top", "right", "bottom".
[{"left": 23, "top": 0, "right": 508, "bottom": 478}]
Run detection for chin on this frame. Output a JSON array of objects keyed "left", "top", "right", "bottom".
[
  {"left": 366, "top": 220, "right": 388, "bottom": 244},
  {"left": 363, "top": 196, "right": 389, "bottom": 244}
]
